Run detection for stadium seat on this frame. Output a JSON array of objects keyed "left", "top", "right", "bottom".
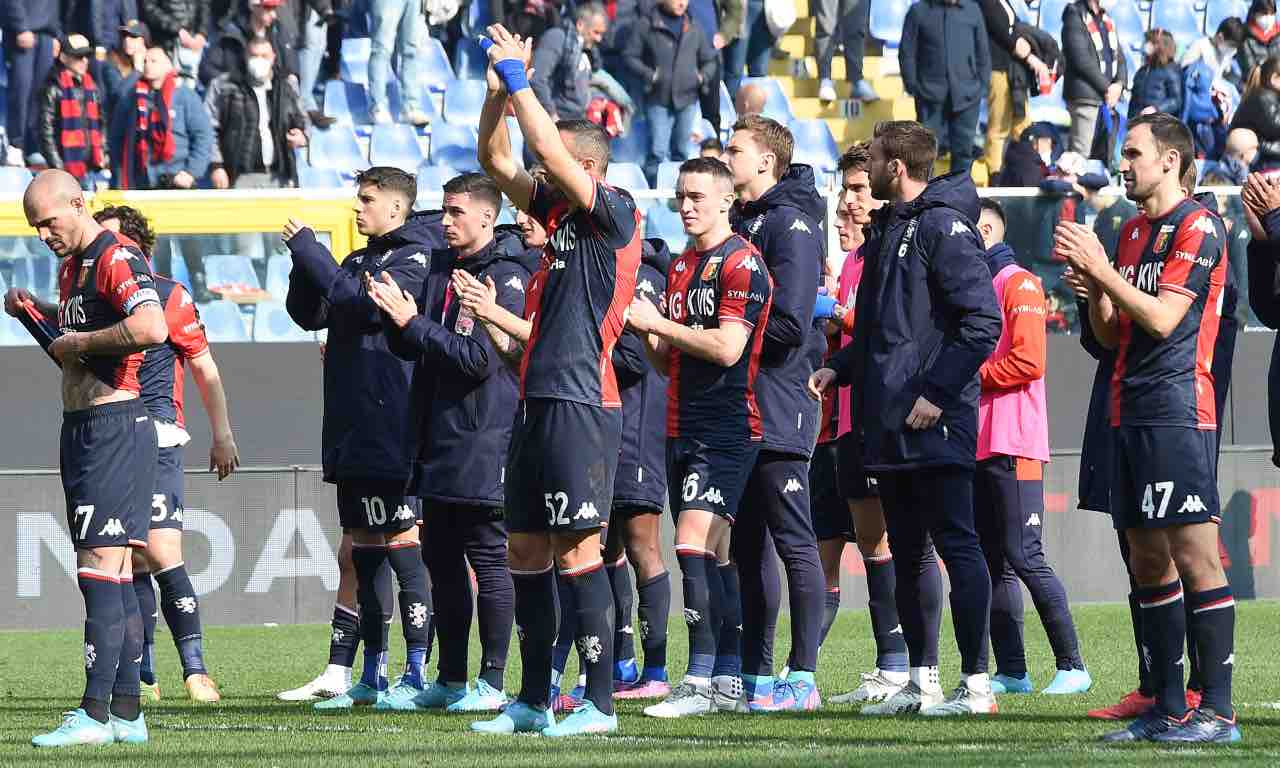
[
  {"left": 1037, "top": 0, "right": 1070, "bottom": 38},
  {"left": 655, "top": 160, "right": 681, "bottom": 190},
  {"left": 370, "top": 123, "right": 426, "bottom": 172},
  {"left": 265, "top": 255, "right": 291, "bottom": 301},
  {"left": 1111, "top": 0, "right": 1147, "bottom": 58},
  {"left": 789, "top": 119, "right": 840, "bottom": 173},
  {"left": 611, "top": 118, "right": 650, "bottom": 165},
  {"left": 161, "top": 237, "right": 192, "bottom": 291},
  {"left": 0, "top": 166, "right": 32, "bottom": 194},
  {"left": 1010, "top": 0, "right": 1033, "bottom": 22},
  {"left": 870, "top": 0, "right": 916, "bottom": 46},
  {"left": 420, "top": 37, "right": 456, "bottom": 91},
  {"left": 645, "top": 203, "right": 687, "bottom": 254},
  {"left": 741, "top": 77, "right": 794, "bottom": 123},
  {"left": 253, "top": 301, "right": 313, "bottom": 342},
  {"left": 205, "top": 254, "right": 261, "bottom": 291},
  {"left": 429, "top": 124, "right": 480, "bottom": 170},
  {"left": 298, "top": 166, "right": 344, "bottom": 188},
  {"left": 417, "top": 163, "right": 457, "bottom": 193},
  {"left": 309, "top": 125, "right": 367, "bottom": 171},
  {"left": 1151, "top": 0, "right": 1204, "bottom": 46},
  {"left": 606, "top": 162, "right": 650, "bottom": 190},
  {"left": 339, "top": 37, "right": 371, "bottom": 85},
  {"left": 444, "top": 79, "right": 486, "bottom": 125},
  {"left": 719, "top": 82, "right": 737, "bottom": 129},
  {"left": 1205, "top": 0, "right": 1248, "bottom": 33},
  {"left": 10, "top": 253, "right": 54, "bottom": 298},
  {"left": 198, "top": 300, "right": 250, "bottom": 342},
  {"left": 1029, "top": 78, "right": 1071, "bottom": 127},
  {"left": 323, "top": 80, "right": 370, "bottom": 125},
  {"left": 683, "top": 118, "right": 717, "bottom": 159}
]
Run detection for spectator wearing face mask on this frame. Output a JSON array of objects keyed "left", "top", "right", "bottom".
[
  {"left": 205, "top": 36, "right": 307, "bottom": 188},
  {"left": 1239, "top": 0, "right": 1280, "bottom": 81},
  {"left": 199, "top": 0, "right": 298, "bottom": 88},
  {"left": 1183, "top": 17, "right": 1247, "bottom": 91},
  {"left": 1128, "top": 29, "right": 1182, "bottom": 118}
]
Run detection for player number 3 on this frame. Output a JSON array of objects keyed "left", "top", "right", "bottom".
[{"left": 362, "top": 496, "right": 387, "bottom": 526}]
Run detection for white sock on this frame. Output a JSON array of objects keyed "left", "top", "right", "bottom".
[
  {"left": 963, "top": 673, "right": 991, "bottom": 694},
  {"left": 880, "top": 668, "right": 909, "bottom": 684},
  {"left": 910, "top": 665, "right": 941, "bottom": 691},
  {"left": 324, "top": 663, "right": 352, "bottom": 681}
]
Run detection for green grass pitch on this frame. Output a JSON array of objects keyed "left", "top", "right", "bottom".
[{"left": 3, "top": 602, "right": 1280, "bottom": 766}]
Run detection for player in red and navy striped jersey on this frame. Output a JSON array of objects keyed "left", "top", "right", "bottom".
[
  {"left": 624, "top": 157, "right": 772, "bottom": 718},
  {"left": 1056, "top": 113, "right": 1237, "bottom": 744},
  {"left": 473, "top": 24, "right": 640, "bottom": 737}
]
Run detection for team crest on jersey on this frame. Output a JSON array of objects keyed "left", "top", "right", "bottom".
[
  {"left": 1130, "top": 227, "right": 1140, "bottom": 241},
  {"left": 701, "top": 256, "right": 722, "bottom": 281},
  {"left": 674, "top": 260, "right": 687, "bottom": 272},
  {"left": 1153, "top": 224, "right": 1176, "bottom": 254}
]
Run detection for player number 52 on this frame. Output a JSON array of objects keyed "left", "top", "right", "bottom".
[
  {"left": 545, "top": 491, "right": 570, "bottom": 526},
  {"left": 1142, "top": 481, "right": 1174, "bottom": 519}
]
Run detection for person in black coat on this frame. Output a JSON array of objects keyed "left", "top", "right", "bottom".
[
  {"left": 1243, "top": 172, "right": 1280, "bottom": 467},
  {"left": 901, "top": 0, "right": 991, "bottom": 175},
  {"left": 622, "top": 0, "right": 719, "bottom": 185},
  {"left": 1061, "top": 0, "right": 1127, "bottom": 157},
  {"left": 1232, "top": 54, "right": 1280, "bottom": 170},
  {"left": 199, "top": 0, "right": 298, "bottom": 86},
  {"left": 813, "top": 120, "right": 1001, "bottom": 713},
  {"left": 1237, "top": 0, "right": 1280, "bottom": 81},
  {"left": 979, "top": 0, "right": 1051, "bottom": 178},
  {"left": 1129, "top": 29, "right": 1183, "bottom": 119}
]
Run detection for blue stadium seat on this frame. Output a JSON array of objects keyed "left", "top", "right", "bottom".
[
  {"left": 1037, "top": 0, "right": 1070, "bottom": 38},
  {"left": 323, "top": 80, "right": 370, "bottom": 125},
  {"left": 0, "top": 166, "right": 32, "bottom": 194},
  {"left": 1152, "top": 0, "right": 1204, "bottom": 44},
  {"left": 870, "top": 0, "right": 916, "bottom": 45},
  {"left": 10, "top": 253, "right": 54, "bottom": 298},
  {"left": 1010, "top": 0, "right": 1033, "bottom": 22},
  {"left": 162, "top": 238, "right": 192, "bottom": 291},
  {"left": 645, "top": 203, "right": 688, "bottom": 254},
  {"left": 719, "top": 81, "right": 737, "bottom": 128},
  {"left": 788, "top": 119, "right": 840, "bottom": 173},
  {"left": 340, "top": 37, "right": 371, "bottom": 85},
  {"left": 1029, "top": 78, "right": 1071, "bottom": 126},
  {"left": 444, "top": 79, "right": 486, "bottom": 125},
  {"left": 655, "top": 160, "right": 681, "bottom": 190},
  {"left": 420, "top": 37, "right": 456, "bottom": 92},
  {"left": 370, "top": 123, "right": 426, "bottom": 172},
  {"left": 683, "top": 118, "right": 717, "bottom": 159},
  {"left": 205, "top": 254, "right": 261, "bottom": 291},
  {"left": 416, "top": 162, "right": 457, "bottom": 193},
  {"left": 429, "top": 124, "right": 480, "bottom": 170},
  {"left": 299, "top": 166, "right": 344, "bottom": 188},
  {"left": 611, "top": 118, "right": 650, "bottom": 165},
  {"left": 198, "top": 300, "right": 250, "bottom": 342},
  {"left": 309, "top": 125, "right": 368, "bottom": 171},
  {"left": 741, "top": 77, "right": 794, "bottom": 123},
  {"left": 265, "top": 255, "right": 291, "bottom": 302},
  {"left": 253, "top": 301, "right": 313, "bottom": 342},
  {"left": 1111, "top": 0, "right": 1148, "bottom": 58},
  {"left": 606, "top": 162, "right": 650, "bottom": 190},
  {"left": 1205, "top": 0, "right": 1248, "bottom": 33}
]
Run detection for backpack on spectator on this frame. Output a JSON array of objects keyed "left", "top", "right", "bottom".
[{"left": 1182, "top": 59, "right": 1220, "bottom": 124}]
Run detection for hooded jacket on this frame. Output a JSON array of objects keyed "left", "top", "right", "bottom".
[
  {"left": 284, "top": 212, "right": 436, "bottom": 484},
  {"left": 384, "top": 225, "right": 535, "bottom": 507},
  {"left": 612, "top": 238, "right": 671, "bottom": 511},
  {"left": 826, "top": 170, "right": 1002, "bottom": 471},
  {"left": 730, "top": 164, "right": 828, "bottom": 458}
]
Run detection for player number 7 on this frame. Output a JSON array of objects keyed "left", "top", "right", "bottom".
[{"left": 74, "top": 504, "right": 95, "bottom": 540}]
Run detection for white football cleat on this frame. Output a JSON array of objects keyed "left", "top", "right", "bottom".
[
  {"left": 860, "top": 680, "right": 943, "bottom": 715},
  {"left": 920, "top": 678, "right": 998, "bottom": 717},
  {"left": 277, "top": 665, "right": 351, "bottom": 702},
  {"left": 643, "top": 681, "right": 715, "bottom": 719},
  {"left": 830, "top": 669, "right": 909, "bottom": 705}
]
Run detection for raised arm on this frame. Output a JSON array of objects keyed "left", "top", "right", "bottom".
[{"left": 478, "top": 57, "right": 535, "bottom": 212}]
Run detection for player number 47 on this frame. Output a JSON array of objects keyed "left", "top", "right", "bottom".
[
  {"left": 1142, "top": 481, "right": 1175, "bottom": 519},
  {"left": 545, "top": 491, "right": 570, "bottom": 526}
]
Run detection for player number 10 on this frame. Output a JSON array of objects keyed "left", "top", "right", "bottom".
[
  {"left": 362, "top": 496, "right": 387, "bottom": 526},
  {"left": 1142, "top": 481, "right": 1174, "bottom": 519}
]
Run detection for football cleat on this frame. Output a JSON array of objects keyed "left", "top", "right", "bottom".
[
  {"left": 184, "top": 673, "right": 222, "bottom": 703},
  {"left": 109, "top": 712, "right": 149, "bottom": 744},
  {"left": 1100, "top": 709, "right": 1189, "bottom": 742},
  {"left": 643, "top": 681, "right": 715, "bottom": 718},
  {"left": 471, "top": 701, "right": 554, "bottom": 734},
  {"left": 830, "top": 669, "right": 908, "bottom": 705},
  {"left": 1041, "top": 668, "right": 1092, "bottom": 695},
  {"left": 375, "top": 678, "right": 427, "bottom": 711},
  {"left": 277, "top": 667, "right": 351, "bottom": 702},
  {"left": 447, "top": 679, "right": 509, "bottom": 712},
  {"left": 314, "top": 681, "right": 383, "bottom": 711},
  {"left": 1149, "top": 707, "right": 1241, "bottom": 744},
  {"left": 542, "top": 700, "right": 619, "bottom": 737},
  {"left": 1087, "top": 689, "right": 1155, "bottom": 720},
  {"left": 920, "top": 680, "right": 998, "bottom": 717},
  {"left": 31, "top": 710, "right": 113, "bottom": 748},
  {"left": 407, "top": 680, "right": 468, "bottom": 710},
  {"left": 614, "top": 678, "right": 671, "bottom": 700},
  {"left": 861, "top": 681, "right": 944, "bottom": 715},
  {"left": 991, "top": 673, "right": 1033, "bottom": 694},
  {"left": 752, "top": 676, "right": 820, "bottom": 712}
]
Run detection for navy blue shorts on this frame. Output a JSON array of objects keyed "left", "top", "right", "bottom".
[
  {"left": 809, "top": 440, "right": 852, "bottom": 541},
  {"left": 1111, "top": 425, "right": 1220, "bottom": 531},
  {"left": 836, "top": 431, "right": 878, "bottom": 500},
  {"left": 60, "top": 399, "right": 157, "bottom": 550},
  {"left": 337, "top": 480, "right": 421, "bottom": 533},
  {"left": 149, "top": 446, "right": 185, "bottom": 531},
  {"left": 505, "top": 398, "right": 622, "bottom": 534},
  {"left": 666, "top": 436, "right": 760, "bottom": 523}
]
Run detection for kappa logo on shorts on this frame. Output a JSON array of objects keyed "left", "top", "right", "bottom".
[
  {"left": 782, "top": 478, "right": 804, "bottom": 493},
  {"left": 97, "top": 518, "right": 125, "bottom": 537},
  {"left": 1026, "top": 513, "right": 1041, "bottom": 527},
  {"left": 575, "top": 502, "right": 600, "bottom": 521},
  {"left": 393, "top": 504, "right": 415, "bottom": 521},
  {"left": 699, "top": 487, "right": 725, "bottom": 506},
  {"left": 1178, "top": 495, "right": 1208, "bottom": 515}
]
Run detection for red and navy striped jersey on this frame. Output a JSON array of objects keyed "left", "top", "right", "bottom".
[
  {"left": 665, "top": 234, "right": 773, "bottom": 441},
  {"left": 1111, "top": 198, "right": 1227, "bottom": 429},
  {"left": 56, "top": 229, "right": 160, "bottom": 394},
  {"left": 138, "top": 277, "right": 209, "bottom": 428},
  {"left": 521, "top": 179, "right": 642, "bottom": 408}
]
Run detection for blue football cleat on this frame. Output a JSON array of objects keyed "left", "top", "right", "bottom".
[
  {"left": 314, "top": 681, "right": 383, "bottom": 710},
  {"left": 31, "top": 710, "right": 113, "bottom": 748},
  {"left": 614, "top": 658, "right": 639, "bottom": 686},
  {"left": 375, "top": 678, "right": 427, "bottom": 711},
  {"left": 752, "top": 675, "right": 821, "bottom": 712},
  {"left": 411, "top": 680, "right": 468, "bottom": 710},
  {"left": 1151, "top": 708, "right": 1242, "bottom": 744},
  {"left": 470, "top": 701, "right": 553, "bottom": 734},
  {"left": 991, "top": 673, "right": 1033, "bottom": 694},
  {"left": 109, "top": 712, "right": 148, "bottom": 744},
  {"left": 1100, "top": 709, "right": 1187, "bottom": 742},
  {"left": 1042, "top": 668, "right": 1092, "bottom": 695},
  {"left": 542, "top": 699, "right": 619, "bottom": 737},
  {"left": 447, "top": 679, "right": 509, "bottom": 713}
]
